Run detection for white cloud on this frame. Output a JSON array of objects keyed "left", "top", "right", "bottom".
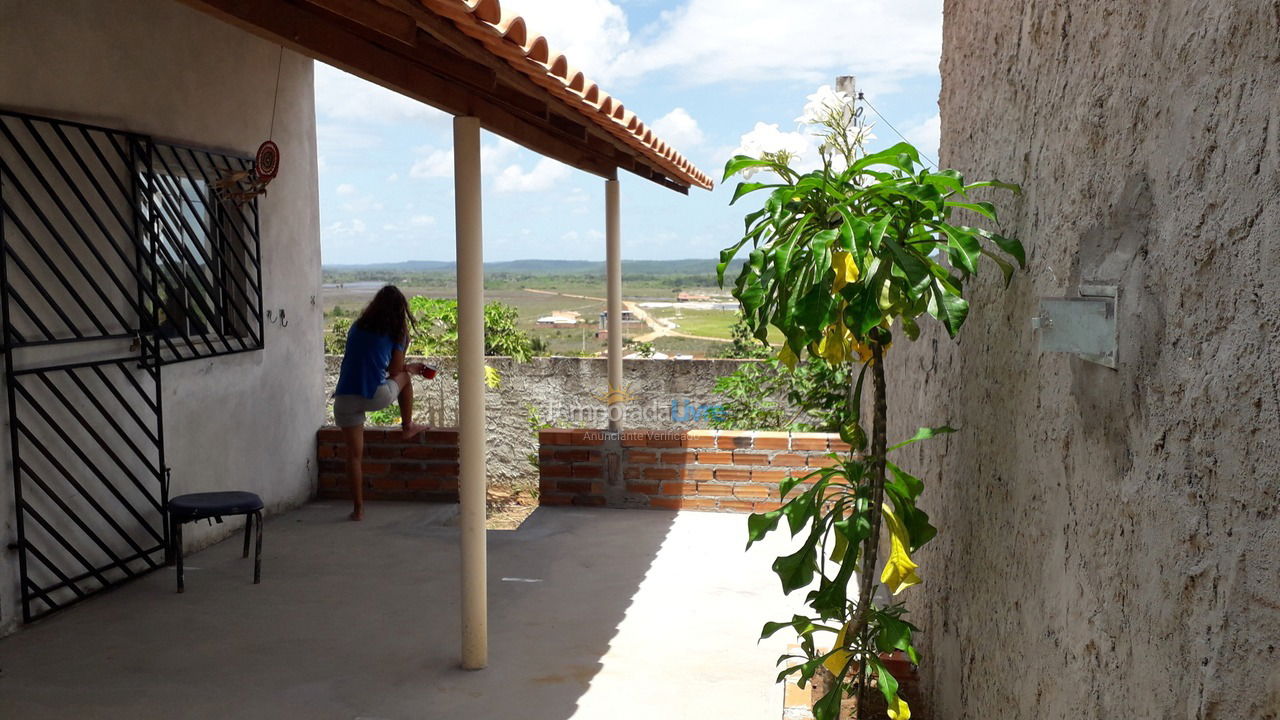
[
  {"left": 497, "top": 0, "right": 631, "bottom": 83},
  {"left": 611, "top": 0, "right": 941, "bottom": 88},
  {"left": 314, "top": 64, "right": 450, "bottom": 125},
  {"left": 905, "top": 113, "right": 941, "bottom": 164},
  {"left": 651, "top": 108, "right": 705, "bottom": 150},
  {"left": 409, "top": 215, "right": 436, "bottom": 227},
  {"left": 336, "top": 183, "right": 357, "bottom": 196},
  {"left": 408, "top": 138, "right": 520, "bottom": 180},
  {"left": 732, "top": 121, "right": 817, "bottom": 173},
  {"left": 494, "top": 157, "right": 572, "bottom": 193}
]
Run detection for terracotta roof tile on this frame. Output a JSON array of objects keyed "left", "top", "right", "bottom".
[{"left": 416, "top": 0, "right": 713, "bottom": 190}]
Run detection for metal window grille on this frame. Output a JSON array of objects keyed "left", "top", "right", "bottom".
[{"left": 0, "top": 108, "right": 264, "bottom": 621}]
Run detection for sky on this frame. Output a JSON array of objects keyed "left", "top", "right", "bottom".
[{"left": 316, "top": 0, "right": 943, "bottom": 265}]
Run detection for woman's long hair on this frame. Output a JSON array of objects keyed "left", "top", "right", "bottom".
[{"left": 354, "top": 285, "right": 414, "bottom": 344}]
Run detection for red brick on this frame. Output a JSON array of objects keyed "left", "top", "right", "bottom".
[
  {"left": 623, "top": 466, "right": 645, "bottom": 480},
  {"left": 660, "top": 450, "right": 698, "bottom": 464},
  {"left": 539, "top": 492, "right": 574, "bottom": 506},
  {"left": 719, "top": 500, "right": 757, "bottom": 513},
  {"left": 558, "top": 479, "right": 603, "bottom": 495},
  {"left": 320, "top": 459, "right": 346, "bottom": 474},
  {"left": 571, "top": 463, "right": 605, "bottom": 479},
  {"left": 539, "top": 461, "right": 573, "bottom": 479},
  {"left": 317, "top": 428, "right": 344, "bottom": 443},
  {"left": 626, "top": 481, "right": 661, "bottom": 495},
  {"left": 404, "top": 476, "right": 443, "bottom": 491},
  {"left": 790, "top": 433, "right": 831, "bottom": 451},
  {"left": 733, "top": 451, "right": 771, "bottom": 466},
  {"left": 317, "top": 444, "right": 337, "bottom": 459},
  {"left": 419, "top": 462, "right": 459, "bottom": 477},
  {"left": 752, "top": 468, "right": 792, "bottom": 483},
  {"left": 404, "top": 445, "right": 458, "bottom": 461},
  {"left": 673, "top": 497, "right": 719, "bottom": 511},
  {"left": 697, "top": 451, "right": 734, "bottom": 465},
  {"left": 360, "top": 462, "right": 391, "bottom": 475},
  {"left": 539, "top": 429, "right": 574, "bottom": 445},
  {"left": 566, "top": 429, "right": 608, "bottom": 446},
  {"left": 646, "top": 432, "right": 688, "bottom": 448},
  {"left": 771, "top": 453, "right": 808, "bottom": 467},
  {"left": 696, "top": 482, "right": 736, "bottom": 497},
  {"left": 572, "top": 494, "right": 608, "bottom": 507},
  {"left": 648, "top": 496, "right": 688, "bottom": 511},
  {"left": 620, "top": 431, "right": 651, "bottom": 447},
  {"left": 716, "top": 431, "right": 754, "bottom": 450},
  {"left": 660, "top": 481, "right": 697, "bottom": 496},
  {"left": 548, "top": 448, "right": 599, "bottom": 463},
  {"left": 715, "top": 468, "right": 753, "bottom": 483},
  {"left": 420, "top": 430, "right": 458, "bottom": 444},
  {"left": 364, "top": 445, "right": 403, "bottom": 459},
  {"left": 678, "top": 467, "right": 716, "bottom": 481},
  {"left": 754, "top": 501, "right": 784, "bottom": 513},
  {"left": 644, "top": 467, "right": 679, "bottom": 481},
  {"left": 539, "top": 477, "right": 559, "bottom": 494},
  {"left": 829, "top": 438, "right": 853, "bottom": 453},
  {"left": 733, "top": 484, "right": 773, "bottom": 499},
  {"left": 627, "top": 450, "right": 660, "bottom": 464},
  {"left": 808, "top": 454, "right": 839, "bottom": 468},
  {"left": 684, "top": 429, "right": 717, "bottom": 448},
  {"left": 368, "top": 476, "right": 405, "bottom": 491},
  {"left": 752, "top": 431, "right": 791, "bottom": 450}
]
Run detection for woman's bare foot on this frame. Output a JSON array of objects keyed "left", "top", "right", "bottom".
[
  {"left": 401, "top": 422, "right": 430, "bottom": 441},
  {"left": 349, "top": 507, "right": 363, "bottom": 521}
]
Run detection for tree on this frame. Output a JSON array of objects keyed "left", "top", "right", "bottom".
[{"left": 722, "top": 85, "right": 1024, "bottom": 719}]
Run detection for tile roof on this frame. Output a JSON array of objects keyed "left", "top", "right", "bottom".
[{"left": 419, "top": 0, "right": 714, "bottom": 191}]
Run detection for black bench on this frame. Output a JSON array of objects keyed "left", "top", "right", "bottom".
[{"left": 167, "top": 491, "right": 263, "bottom": 593}]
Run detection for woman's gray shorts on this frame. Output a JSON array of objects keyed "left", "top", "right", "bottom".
[{"left": 333, "top": 378, "right": 400, "bottom": 428}]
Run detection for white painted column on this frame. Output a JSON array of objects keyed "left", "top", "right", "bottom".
[
  {"left": 606, "top": 178, "right": 623, "bottom": 432},
  {"left": 454, "top": 116, "right": 487, "bottom": 670}
]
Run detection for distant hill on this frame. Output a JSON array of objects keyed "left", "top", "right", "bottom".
[{"left": 323, "top": 257, "right": 743, "bottom": 276}]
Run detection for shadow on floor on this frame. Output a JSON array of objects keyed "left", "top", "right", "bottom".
[{"left": 0, "top": 500, "right": 794, "bottom": 719}]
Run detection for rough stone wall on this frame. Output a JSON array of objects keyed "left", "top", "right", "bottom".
[
  {"left": 888, "top": 2, "right": 1280, "bottom": 717},
  {"left": 324, "top": 355, "right": 757, "bottom": 484}
]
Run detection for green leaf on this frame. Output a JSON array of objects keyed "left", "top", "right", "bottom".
[
  {"left": 945, "top": 200, "right": 998, "bottom": 222},
  {"left": 869, "top": 214, "right": 892, "bottom": 251},
  {"left": 889, "top": 425, "right": 957, "bottom": 451},
  {"left": 746, "top": 509, "right": 783, "bottom": 549},
  {"left": 882, "top": 238, "right": 933, "bottom": 295},
  {"left": 871, "top": 655, "right": 902, "bottom": 711},
  {"left": 938, "top": 223, "right": 981, "bottom": 276},
  {"left": 723, "top": 154, "right": 774, "bottom": 181},
  {"left": 990, "top": 232, "right": 1026, "bottom": 268},
  {"left": 980, "top": 247, "right": 1015, "bottom": 287},
  {"left": 931, "top": 281, "right": 969, "bottom": 337},
  {"left": 730, "top": 181, "right": 778, "bottom": 205},
  {"left": 963, "top": 179, "right": 1021, "bottom": 195},
  {"left": 772, "top": 529, "right": 819, "bottom": 593}
]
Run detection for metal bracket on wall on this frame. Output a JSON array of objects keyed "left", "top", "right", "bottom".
[{"left": 1032, "top": 284, "right": 1119, "bottom": 369}]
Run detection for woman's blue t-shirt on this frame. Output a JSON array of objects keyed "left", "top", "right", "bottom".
[{"left": 335, "top": 324, "right": 405, "bottom": 398}]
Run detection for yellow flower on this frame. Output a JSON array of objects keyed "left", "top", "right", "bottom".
[
  {"left": 822, "top": 621, "right": 854, "bottom": 678},
  {"left": 832, "top": 250, "right": 860, "bottom": 293},
  {"left": 887, "top": 694, "right": 912, "bottom": 720},
  {"left": 818, "top": 324, "right": 849, "bottom": 364},
  {"left": 880, "top": 503, "right": 921, "bottom": 594}
]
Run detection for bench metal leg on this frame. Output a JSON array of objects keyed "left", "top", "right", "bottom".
[
  {"left": 242, "top": 512, "right": 252, "bottom": 559},
  {"left": 253, "top": 510, "right": 262, "bottom": 584},
  {"left": 175, "top": 520, "right": 184, "bottom": 594}
]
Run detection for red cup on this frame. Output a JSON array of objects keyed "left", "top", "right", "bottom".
[{"left": 421, "top": 365, "right": 437, "bottom": 380}]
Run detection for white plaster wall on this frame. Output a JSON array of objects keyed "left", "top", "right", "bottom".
[
  {"left": 0, "top": 0, "right": 322, "bottom": 635},
  {"left": 888, "top": 1, "right": 1280, "bottom": 717}
]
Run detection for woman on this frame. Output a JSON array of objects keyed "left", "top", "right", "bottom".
[{"left": 333, "top": 285, "right": 430, "bottom": 520}]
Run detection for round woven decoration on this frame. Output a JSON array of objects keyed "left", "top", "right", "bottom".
[{"left": 255, "top": 140, "right": 280, "bottom": 180}]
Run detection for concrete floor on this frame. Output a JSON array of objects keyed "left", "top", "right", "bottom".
[{"left": 0, "top": 501, "right": 799, "bottom": 719}]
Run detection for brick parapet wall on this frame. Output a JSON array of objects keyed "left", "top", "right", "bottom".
[
  {"left": 316, "top": 427, "right": 460, "bottom": 502},
  {"left": 538, "top": 428, "right": 850, "bottom": 513}
]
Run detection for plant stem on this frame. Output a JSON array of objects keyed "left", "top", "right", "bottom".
[{"left": 853, "top": 340, "right": 888, "bottom": 719}]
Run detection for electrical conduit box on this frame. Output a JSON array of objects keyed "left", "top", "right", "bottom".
[{"left": 1032, "top": 284, "right": 1118, "bottom": 368}]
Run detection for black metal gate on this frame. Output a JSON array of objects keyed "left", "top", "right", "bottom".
[{"left": 0, "top": 109, "right": 262, "bottom": 621}]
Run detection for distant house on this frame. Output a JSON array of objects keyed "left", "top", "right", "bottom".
[
  {"left": 677, "top": 291, "right": 711, "bottom": 302},
  {"left": 597, "top": 310, "right": 641, "bottom": 329},
  {"left": 536, "top": 315, "right": 578, "bottom": 328}
]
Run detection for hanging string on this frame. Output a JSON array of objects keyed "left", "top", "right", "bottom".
[
  {"left": 268, "top": 45, "right": 285, "bottom": 140},
  {"left": 859, "top": 93, "right": 939, "bottom": 169}
]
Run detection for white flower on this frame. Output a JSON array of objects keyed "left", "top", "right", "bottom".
[{"left": 795, "top": 84, "right": 854, "bottom": 127}]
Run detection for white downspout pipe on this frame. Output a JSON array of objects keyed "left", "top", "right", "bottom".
[
  {"left": 454, "top": 115, "right": 487, "bottom": 670},
  {"left": 605, "top": 178, "right": 623, "bottom": 432}
]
